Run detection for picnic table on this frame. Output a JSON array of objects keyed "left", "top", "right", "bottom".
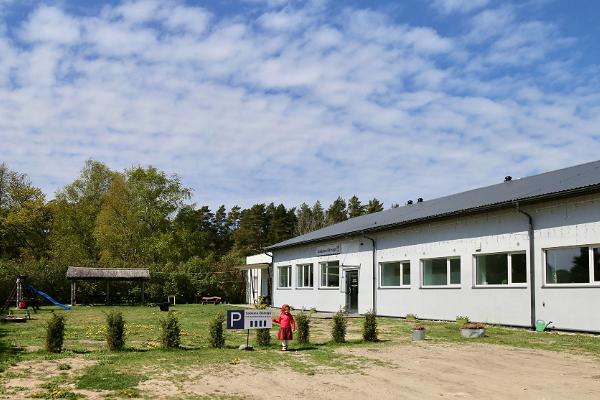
[{"left": 201, "top": 296, "right": 221, "bottom": 305}]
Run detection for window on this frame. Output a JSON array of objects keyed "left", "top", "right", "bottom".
[
  {"left": 545, "top": 246, "right": 600, "bottom": 285},
  {"left": 475, "top": 252, "right": 526, "bottom": 286},
  {"left": 320, "top": 261, "right": 339, "bottom": 288},
  {"left": 380, "top": 261, "right": 410, "bottom": 287},
  {"left": 422, "top": 257, "right": 460, "bottom": 286},
  {"left": 278, "top": 265, "right": 291, "bottom": 288},
  {"left": 297, "top": 264, "right": 313, "bottom": 288}
]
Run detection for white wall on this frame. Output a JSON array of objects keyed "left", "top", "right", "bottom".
[{"left": 272, "top": 193, "right": 600, "bottom": 332}]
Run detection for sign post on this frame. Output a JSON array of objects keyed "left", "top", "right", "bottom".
[{"left": 227, "top": 310, "right": 272, "bottom": 351}]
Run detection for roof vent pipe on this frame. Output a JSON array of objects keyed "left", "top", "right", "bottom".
[
  {"left": 417, "top": 198, "right": 423, "bottom": 203},
  {"left": 406, "top": 200, "right": 413, "bottom": 205},
  {"left": 505, "top": 176, "right": 512, "bottom": 182}
]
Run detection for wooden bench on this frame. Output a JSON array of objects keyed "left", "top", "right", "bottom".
[{"left": 201, "top": 296, "right": 222, "bottom": 305}]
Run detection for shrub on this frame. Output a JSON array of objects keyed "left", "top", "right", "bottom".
[
  {"left": 46, "top": 313, "right": 65, "bottom": 353},
  {"left": 405, "top": 313, "right": 418, "bottom": 321},
  {"left": 462, "top": 322, "right": 485, "bottom": 329},
  {"left": 413, "top": 323, "right": 426, "bottom": 330},
  {"left": 456, "top": 315, "right": 470, "bottom": 326},
  {"left": 362, "top": 310, "right": 378, "bottom": 341},
  {"left": 331, "top": 310, "right": 347, "bottom": 343},
  {"left": 255, "top": 328, "right": 271, "bottom": 346},
  {"left": 295, "top": 312, "right": 310, "bottom": 345},
  {"left": 106, "top": 311, "right": 125, "bottom": 351},
  {"left": 209, "top": 313, "right": 225, "bottom": 348},
  {"left": 160, "top": 312, "right": 181, "bottom": 348}
]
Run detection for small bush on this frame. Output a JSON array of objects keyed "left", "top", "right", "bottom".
[
  {"left": 405, "top": 313, "right": 418, "bottom": 321},
  {"left": 106, "top": 311, "right": 125, "bottom": 351},
  {"left": 46, "top": 313, "right": 65, "bottom": 353},
  {"left": 160, "top": 312, "right": 181, "bottom": 348},
  {"left": 362, "top": 310, "right": 378, "bottom": 341},
  {"left": 456, "top": 315, "right": 470, "bottom": 326},
  {"left": 255, "top": 328, "right": 271, "bottom": 346},
  {"left": 331, "top": 310, "right": 347, "bottom": 343},
  {"left": 209, "top": 313, "right": 225, "bottom": 348},
  {"left": 296, "top": 312, "right": 310, "bottom": 345}
]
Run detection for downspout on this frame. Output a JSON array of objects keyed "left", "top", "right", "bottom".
[
  {"left": 362, "top": 233, "right": 377, "bottom": 315},
  {"left": 264, "top": 252, "right": 273, "bottom": 306},
  {"left": 515, "top": 202, "right": 536, "bottom": 330}
]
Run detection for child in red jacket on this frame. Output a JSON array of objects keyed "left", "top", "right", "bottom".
[{"left": 273, "top": 304, "right": 296, "bottom": 351}]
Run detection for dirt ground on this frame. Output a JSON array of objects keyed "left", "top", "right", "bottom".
[
  {"left": 177, "top": 343, "right": 600, "bottom": 400},
  {"left": 3, "top": 343, "right": 600, "bottom": 399}
]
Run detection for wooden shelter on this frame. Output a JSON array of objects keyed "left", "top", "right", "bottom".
[{"left": 66, "top": 267, "right": 150, "bottom": 305}]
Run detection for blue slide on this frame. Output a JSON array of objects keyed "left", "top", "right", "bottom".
[{"left": 26, "top": 285, "right": 71, "bottom": 310}]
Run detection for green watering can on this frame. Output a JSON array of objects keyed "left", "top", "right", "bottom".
[{"left": 535, "top": 320, "right": 552, "bottom": 332}]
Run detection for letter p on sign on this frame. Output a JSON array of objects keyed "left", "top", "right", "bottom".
[{"left": 226, "top": 310, "right": 244, "bottom": 329}]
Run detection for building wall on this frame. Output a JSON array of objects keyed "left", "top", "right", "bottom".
[{"left": 272, "top": 193, "right": 600, "bottom": 332}]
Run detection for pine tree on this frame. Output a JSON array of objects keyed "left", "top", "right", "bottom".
[
  {"left": 311, "top": 201, "right": 325, "bottom": 231},
  {"left": 347, "top": 195, "right": 366, "bottom": 218},
  {"left": 295, "top": 203, "right": 313, "bottom": 235},
  {"left": 366, "top": 198, "right": 384, "bottom": 214},
  {"left": 326, "top": 196, "right": 347, "bottom": 225}
]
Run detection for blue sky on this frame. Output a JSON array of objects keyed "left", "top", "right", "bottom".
[{"left": 1, "top": 0, "right": 599, "bottom": 209}]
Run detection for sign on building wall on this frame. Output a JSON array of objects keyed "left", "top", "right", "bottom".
[
  {"left": 226, "top": 310, "right": 272, "bottom": 329},
  {"left": 316, "top": 243, "right": 341, "bottom": 256}
]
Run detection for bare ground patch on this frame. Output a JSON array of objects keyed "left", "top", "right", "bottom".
[{"left": 136, "top": 343, "right": 600, "bottom": 400}]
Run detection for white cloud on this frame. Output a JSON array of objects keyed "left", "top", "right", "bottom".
[
  {"left": 432, "top": 0, "right": 490, "bottom": 15},
  {"left": 0, "top": 1, "right": 598, "bottom": 209},
  {"left": 20, "top": 5, "right": 80, "bottom": 44}
]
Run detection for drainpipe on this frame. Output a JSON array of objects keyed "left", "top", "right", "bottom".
[
  {"left": 515, "top": 202, "right": 536, "bottom": 330},
  {"left": 262, "top": 252, "right": 273, "bottom": 306},
  {"left": 362, "top": 233, "right": 377, "bottom": 315}
]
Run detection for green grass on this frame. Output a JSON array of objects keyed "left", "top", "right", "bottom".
[{"left": 0, "top": 304, "right": 599, "bottom": 398}]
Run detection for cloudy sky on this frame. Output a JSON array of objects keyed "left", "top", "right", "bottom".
[{"left": 1, "top": 0, "right": 599, "bottom": 209}]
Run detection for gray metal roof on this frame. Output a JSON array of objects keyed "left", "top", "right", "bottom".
[
  {"left": 267, "top": 160, "right": 600, "bottom": 250},
  {"left": 67, "top": 267, "right": 150, "bottom": 280}
]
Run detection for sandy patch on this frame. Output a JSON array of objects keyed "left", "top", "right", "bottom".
[
  {"left": 0, "top": 356, "right": 97, "bottom": 399},
  {"left": 138, "top": 343, "right": 600, "bottom": 399}
]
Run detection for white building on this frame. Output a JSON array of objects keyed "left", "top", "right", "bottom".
[{"left": 266, "top": 161, "right": 600, "bottom": 332}]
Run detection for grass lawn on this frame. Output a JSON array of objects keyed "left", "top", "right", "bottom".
[{"left": 1, "top": 304, "right": 599, "bottom": 399}]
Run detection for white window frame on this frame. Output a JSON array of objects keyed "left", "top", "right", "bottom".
[
  {"left": 379, "top": 261, "right": 411, "bottom": 288},
  {"left": 473, "top": 252, "right": 527, "bottom": 287},
  {"left": 320, "top": 261, "right": 340, "bottom": 289},
  {"left": 543, "top": 245, "right": 600, "bottom": 287},
  {"left": 296, "top": 263, "right": 314, "bottom": 288},
  {"left": 277, "top": 265, "right": 292, "bottom": 289},
  {"left": 420, "top": 257, "right": 461, "bottom": 288}
]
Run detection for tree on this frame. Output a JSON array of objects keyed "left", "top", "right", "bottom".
[
  {"left": 0, "top": 163, "right": 50, "bottom": 260},
  {"left": 311, "top": 201, "right": 325, "bottom": 231},
  {"left": 295, "top": 203, "right": 313, "bottom": 235},
  {"left": 233, "top": 204, "right": 268, "bottom": 255},
  {"left": 50, "top": 160, "right": 116, "bottom": 264},
  {"left": 366, "top": 198, "right": 384, "bottom": 214},
  {"left": 326, "top": 196, "right": 347, "bottom": 225},
  {"left": 347, "top": 195, "right": 366, "bottom": 218},
  {"left": 266, "top": 203, "right": 296, "bottom": 245}
]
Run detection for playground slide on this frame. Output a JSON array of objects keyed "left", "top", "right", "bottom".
[{"left": 26, "top": 285, "right": 71, "bottom": 310}]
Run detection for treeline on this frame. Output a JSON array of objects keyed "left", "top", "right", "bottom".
[{"left": 0, "top": 160, "right": 389, "bottom": 304}]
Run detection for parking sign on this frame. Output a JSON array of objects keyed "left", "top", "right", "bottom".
[{"left": 226, "top": 310, "right": 272, "bottom": 330}]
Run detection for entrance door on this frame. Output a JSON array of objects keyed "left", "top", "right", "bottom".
[{"left": 345, "top": 270, "right": 359, "bottom": 314}]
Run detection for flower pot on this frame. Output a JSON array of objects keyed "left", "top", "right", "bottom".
[
  {"left": 460, "top": 328, "right": 485, "bottom": 338},
  {"left": 412, "top": 329, "right": 426, "bottom": 341}
]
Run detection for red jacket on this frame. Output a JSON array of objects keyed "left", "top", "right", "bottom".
[{"left": 273, "top": 304, "right": 296, "bottom": 330}]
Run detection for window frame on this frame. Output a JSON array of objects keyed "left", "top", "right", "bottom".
[
  {"left": 319, "top": 260, "right": 340, "bottom": 289},
  {"left": 296, "top": 263, "right": 314, "bottom": 289},
  {"left": 473, "top": 251, "right": 527, "bottom": 288},
  {"left": 420, "top": 256, "right": 461, "bottom": 288},
  {"left": 543, "top": 245, "right": 600, "bottom": 287},
  {"left": 277, "top": 265, "right": 292, "bottom": 289},
  {"left": 379, "top": 261, "right": 411, "bottom": 288}
]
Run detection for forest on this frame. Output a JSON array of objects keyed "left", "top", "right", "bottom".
[{"left": 0, "top": 160, "right": 391, "bottom": 304}]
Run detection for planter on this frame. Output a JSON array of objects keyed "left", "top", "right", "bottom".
[
  {"left": 412, "top": 329, "right": 426, "bottom": 341},
  {"left": 460, "top": 328, "right": 486, "bottom": 338}
]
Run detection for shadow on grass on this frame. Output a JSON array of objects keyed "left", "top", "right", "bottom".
[{"left": 0, "top": 324, "right": 23, "bottom": 371}]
